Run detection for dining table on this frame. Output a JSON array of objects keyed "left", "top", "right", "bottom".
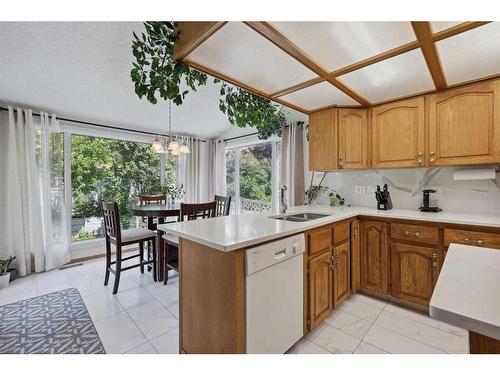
[{"left": 130, "top": 203, "right": 181, "bottom": 282}]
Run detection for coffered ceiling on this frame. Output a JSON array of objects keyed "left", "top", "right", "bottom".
[{"left": 176, "top": 21, "right": 497, "bottom": 113}]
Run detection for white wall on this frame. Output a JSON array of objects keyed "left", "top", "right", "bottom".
[{"left": 303, "top": 134, "right": 500, "bottom": 215}]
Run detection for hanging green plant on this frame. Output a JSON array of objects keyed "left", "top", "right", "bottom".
[
  {"left": 216, "top": 81, "right": 287, "bottom": 139},
  {"left": 131, "top": 22, "right": 287, "bottom": 139},
  {"left": 131, "top": 21, "right": 208, "bottom": 105}
]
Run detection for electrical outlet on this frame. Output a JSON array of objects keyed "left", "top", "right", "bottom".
[{"left": 355, "top": 185, "right": 366, "bottom": 194}]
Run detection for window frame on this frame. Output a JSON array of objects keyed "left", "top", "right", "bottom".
[{"left": 225, "top": 137, "right": 281, "bottom": 215}]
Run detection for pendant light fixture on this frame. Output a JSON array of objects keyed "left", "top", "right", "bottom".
[{"left": 151, "top": 100, "right": 190, "bottom": 155}]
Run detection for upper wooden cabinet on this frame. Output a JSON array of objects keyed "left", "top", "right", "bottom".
[
  {"left": 338, "top": 108, "right": 369, "bottom": 169},
  {"left": 429, "top": 81, "right": 500, "bottom": 166},
  {"left": 308, "top": 108, "right": 337, "bottom": 171},
  {"left": 371, "top": 97, "right": 425, "bottom": 169}
]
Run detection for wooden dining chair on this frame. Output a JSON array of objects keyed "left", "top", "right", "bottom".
[
  {"left": 102, "top": 202, "right": 157, "bottom": 294},
  {"left": 162, "top": 201, "right": 217, "bottom": 284},
  {"left": 214, "top": 195, "right": 231, "bottom": 216}
]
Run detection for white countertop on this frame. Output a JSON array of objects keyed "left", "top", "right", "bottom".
[
  {"left": 157, "top": 204, "right": 500, "bottom": 252},
  {"left": 430, "top": 244, "right": 500, "bottom": 340}
]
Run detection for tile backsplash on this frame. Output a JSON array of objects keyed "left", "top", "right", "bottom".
[{"left": 307, "top": 166, "right": 500, "bottom": 215}]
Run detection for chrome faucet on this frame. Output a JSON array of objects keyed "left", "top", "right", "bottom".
[{"left": 280, "top": 185, "right": 288, "bottom": 214}]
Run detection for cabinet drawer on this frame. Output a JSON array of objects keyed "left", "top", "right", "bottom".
[
  {"left": 334, "top": 222, "right": 350, "bottom": 244},
  {"left": 391, "top": 223, "right": 439, "bottom": 245},
  {"left": 444, "top": 228, "right": 500, "bottom": 249},
  {"left": 307, "top": 227, "right": 333, "bottom": 256}
]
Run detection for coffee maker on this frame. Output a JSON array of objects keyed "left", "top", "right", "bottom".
[{"left": 419, "top": 189, "right": 442, "bottom": 212}]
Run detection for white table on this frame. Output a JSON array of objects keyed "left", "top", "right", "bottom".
[{"left": 430, "top": 243, "right": 500, "bottom": 353}]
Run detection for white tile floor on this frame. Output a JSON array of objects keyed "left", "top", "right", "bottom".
[
  {"left": 0, "top": 258, "right": 469, "bottom": 354},
  {"left": 289, "top": 293, "right": 469, "bottom": 354}
]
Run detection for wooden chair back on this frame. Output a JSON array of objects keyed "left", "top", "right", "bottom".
[
  {"left": 102, "top": 202, "right": 121, "bottom": 242},
  {"left": 139, "top": 194, "right": 166, "bottom": 205},
  {"left": 180, "top": 201, "right": 216, "bottom": 221},
  {"left": 214, "top": 195, "right": 231, "bottom": 216}
]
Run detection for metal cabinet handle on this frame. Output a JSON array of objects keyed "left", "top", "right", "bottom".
[
  {"left": 417, "top": 159, "right": 423, "bottom": 164},
  {"left": 404, "top": 230, "right": 410, "bottom": 236},
  {"left": 418, "top": 151, "right": 423, "bottom": 157},
  {"left": 430, "top": 151, "right": 435, "bottom": 156},
  {"left": 432, "top": 253, "right": 437, "bottom": 259},
  {"left": 432, "top": 261, "right": 438, "bottom": 267},
  {"left": 414, "top": 232, "right": 421, "bottom": 237},
  {"left": 477, "top": 240, "right": 484, "bottom": 246},
  {"left": 464, "top": 238, "right": 470, "bottom": 244},
  {"left": 430, "top": 158, "right": 435, "bottom": 163}
]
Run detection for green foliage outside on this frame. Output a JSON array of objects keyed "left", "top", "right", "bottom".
[
  {"left": 226, "top": 143, "right": 272, "bottom": 203},
  {"left": 71, "top": 135, "right": 175, "bottom": 240}
]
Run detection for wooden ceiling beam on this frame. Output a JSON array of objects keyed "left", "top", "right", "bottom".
[
  {"left": 174, "top": 22, "right": 227, "bottom": 61},
  {"left": 244, "top": 21, "right": 370, "bottom": 106},
  {"left": 183, "top": 59, "right": 310, "bottom": 114},
  {"left": 411, "top": 22, "right": 447, "bottom": 90}
]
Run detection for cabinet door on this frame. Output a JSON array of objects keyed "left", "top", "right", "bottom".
[
  {"left": 338, "top": 108, "right": 369, "bottom": 169},
  {"left": 429, "top": 81, "right": 500, "bottom": 166},
  {"left": 350, "top": 220, "right": 361, "bottom": 294},
  {"left": 391, "top": 243, "right": 439, "bottom": 306},
  {"left": 333, "top": 241, "right": 351, "bottom": 307},
  {"left": 360, "top": 220, "right": 389, "bottom": 294},
  {"left": 308, "top": 108, "right": 337, "bottom": 171},
  {"left": 371, "top": 97, "right": 425, "bottom": 168},
  {"left": 308, "top": 251, "right": 332, "bottom": 329}
]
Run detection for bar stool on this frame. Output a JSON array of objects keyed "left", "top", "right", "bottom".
[{"left": 102, "top": 202, "right": 157, "bottom": 294}]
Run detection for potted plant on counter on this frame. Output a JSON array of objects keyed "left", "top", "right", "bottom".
[{"left": 0, "top": 256, "right": 16, "bottom": 288}]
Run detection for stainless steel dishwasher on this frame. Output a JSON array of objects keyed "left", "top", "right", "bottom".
[{"left": 245, "top": 233, "right": 305, "bottom": 354}]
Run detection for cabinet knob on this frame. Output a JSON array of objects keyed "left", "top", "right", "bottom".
[
  {"left": 464, "top": 238, "right": 470, "bottom": 244},
  {"left": 404, "top": 230, "right": 410, "bottom": 236},
  {"left": 339, "top": 156, "right": 343, "bottom": 160},
  {"left": 432, "top": 261, "right": 438, "bottom": 267},
  {"left": 414, "top": 232, "right": 421, "bottom": 237},
  {"left": 432, "top": 253, "right": 437, "bottom": 259},
  {"left": 430, "top": 158, "right": 435, "bottom": 163},
  {"left": 477, "top": 240, "right": 484, "bottom": 246},
  {"left": 430, "top": 151, "right": 435, "bottom": 156},
  {"left": 417, "top": 159, "right": 423, "bottom": 164},
  {"left": 418, "top": 151, "right": 423, "bottom": 157}
]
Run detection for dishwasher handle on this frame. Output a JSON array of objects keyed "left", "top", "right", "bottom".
[{"left": 274, "top": 248, "right": 287, "bottom": 259}]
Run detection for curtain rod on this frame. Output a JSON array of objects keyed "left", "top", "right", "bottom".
[
  {"left": 223, "top": 131, "right": 259, "bottom": 142},
  {"left": 0, "top": 106, "right": 207, "bottom": 143}
]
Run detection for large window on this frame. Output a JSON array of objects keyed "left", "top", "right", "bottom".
[
  {"left": 70, "top": 134, "right": 175, "bottom": 241},
  {"left": 226, "top": 139, "right": 280, "bottom": 214}
]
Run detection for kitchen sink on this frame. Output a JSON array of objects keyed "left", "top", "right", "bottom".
[{"left": 272, "top": 212, "right": 331, "bottom": 222}]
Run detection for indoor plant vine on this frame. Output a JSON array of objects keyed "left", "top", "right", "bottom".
[{"left": 131, "top": 21, "right": 287, "bottom": 139}]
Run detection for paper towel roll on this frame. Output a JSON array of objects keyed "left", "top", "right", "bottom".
[{"left": 453, "top": 168, "right": 497, "bottom": 181}]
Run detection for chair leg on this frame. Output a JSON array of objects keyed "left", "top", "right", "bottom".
[
  {"left": 147, "top": 240, "right": 152, "bottom": 272},
  {"left": 164, "top": 243, "right": 169, "bottom": 285},
  {"left": 104, "top": 238, "right": 111, "bottom": 286},
  {"left": 152, "top": 237, "right": 157, "bottom": 282},
  {"left": 113, "top": 244, "right": 122, "bottom": 294},
  {"left": 139, "top": 241, "right": 144, "bottom": 274}
]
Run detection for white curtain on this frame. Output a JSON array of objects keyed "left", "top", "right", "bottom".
[
  {"left": 208, "top": 140, "right": 226, "bottom": 198},
  {"left": 281, "top": 122, "right": 305, "bottom": 207},
  {"left": 177, "top": 137, "right": 206, "bottom": 203},
  {"left": 0, "top": 107, "right": 70, "bottom": 275}
]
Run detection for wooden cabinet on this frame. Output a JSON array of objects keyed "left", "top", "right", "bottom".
[
  {"left": 338, "top": 108, "right": 369, "bottom": 169},
  {"left": 391, "top": 243, "right": 439, "bottom": 306},
  {"left": 308, "top": 251, "right": 332, "bottom": 329},
  {"left": 429, "top": 81, "right": 500, "bottom": 166},
  {"left": 350, "top": 220, "right": 361, "bottom": 294},
  {"left": 371, "top": 97, "right": 425, "bottom": 168},
  {"left": 391, "top": 223, "right": 439, "bottom": 245},
  {"left": 333, "top": 241, "right": 351, "bottom": 306},
  {"left": 360, "top": 220, "right": 389, "bottom": 294},
  {"left": 308, "top": 108, "right": 337, "bottom": 171}
]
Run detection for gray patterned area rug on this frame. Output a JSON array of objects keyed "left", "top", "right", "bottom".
[{"left": 0, "top": 288, "right": 105, "bottom": 354}]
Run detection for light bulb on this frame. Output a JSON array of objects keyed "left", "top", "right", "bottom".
[
  {"left": 167, "top": 139, "right": 179, "bottom": 151},
  {"left": 179, "top": 143, "right": 190, "bottom": 154},
  {"left": 151, "top": 137, "right": 164, "bottom": 153}
]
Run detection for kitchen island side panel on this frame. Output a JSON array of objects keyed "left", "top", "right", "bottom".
[{"left": 179, "top": 238, "right": 246, "bottom": 354}]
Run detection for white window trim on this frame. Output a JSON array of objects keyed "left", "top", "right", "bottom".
[{"left": 226, "top": 138, "right": 281, "bottom": 215}]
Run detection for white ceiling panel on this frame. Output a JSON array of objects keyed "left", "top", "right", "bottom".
[
  {"left": 337, "top": 49, "right": 435, "bottom": 103},
  {"left": 437, "top": 22, "right": 500, "bottom": 85},
  {"left": 280, "top": 81, "right": 359, "bottom": 110},
  {"left": 187, "top": 22, "right": 318, "bottom": 94},
  {"left": 269, "top": 22, "right": 416, "bottom": 71},
  {"left": 430, "top": 21, "right": 463, "bottom": 33}
]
